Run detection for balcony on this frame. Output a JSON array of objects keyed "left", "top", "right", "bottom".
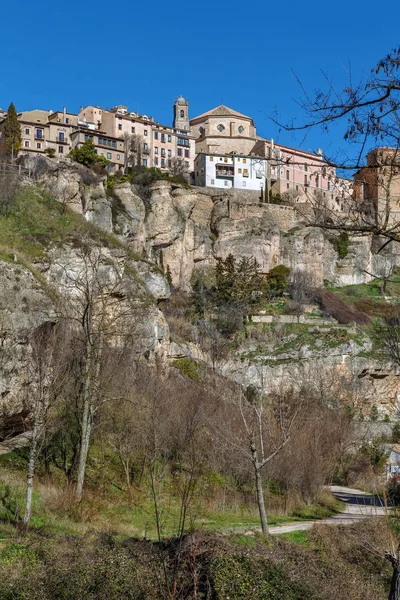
[
  {"left": 143, "top": 148, "right": 150, "bottom": 154},
  {"left": 34, "top": 135, "right": 44, "bottom": 141},
  {"left": 57, "top": 137, "right": 68, "bottom": 144},
  {"left": 216, "top": 168, "right": 234, "bottom": 178}
]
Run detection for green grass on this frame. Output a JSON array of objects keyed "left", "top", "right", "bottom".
[
  {"left": 0, "top": 185, "right": 124, "bottom": 263},
  {"left": 279, "top": 530, "right": 311, "bottom": 545}
]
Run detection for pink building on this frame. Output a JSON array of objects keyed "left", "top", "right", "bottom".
[{"left": 78, "top": 99, "right": 196, "bottom": 173}]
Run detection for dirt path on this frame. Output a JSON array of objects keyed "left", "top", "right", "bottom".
[{"left": 237, "top": 485, "right": 388, "bottom": 536}]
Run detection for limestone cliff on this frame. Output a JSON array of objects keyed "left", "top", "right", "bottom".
[{"left": 23, "top": 155, "right": 400, "bottom": 291}]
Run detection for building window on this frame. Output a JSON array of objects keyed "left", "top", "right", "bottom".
[
  {"left": 161, "top": 158, "right": 165, "bottom": 167},
  {"left": 304, "top": 164, "right": 308, "bottom": 172},
  {"left": 168, "top": 159, "right": 171, "bottom": 167},
  {"left": 107, "top": 152, "right": 112, "bottom": 159},
  {"left": 118, "top": 124, "right": 122, "bottom": 130},
  {"left": 217, "top": 124, "right": 225, "bottom": 132},
  {"left": 243, "top": 169, "right": 249, "bottom": 177},
  {"left": 154, "top": 147, "right": 158, "bottom": 154},
  {"left": 180, "top": 109, "right": 185, "bottom": 118},
  {"left": 243, "top": 158, "right": 247, "bottom": 163},
  {"left": 177, "top": 148, "right": 182, "bottom": 156},
  {"left": 117, "top": 154, "right": 120, "bottom": 160},
  {"left": 316, "top": 175, "right": 319, "bottom": 187},
  {"left": 144, "top": 143, "right": 148, "bottom": 151},
  {"left": 25, "top": 128, "right": 30, "bottom": 135},
  {"left": 131, "top": 127, "right": 135, "bottom": 133},
  {"left": 287, "top": 183, "right": 289, "bottom": 189},
  {"left": 154, "top": 157, "right": 158, "bottom": 165},
  {"left": 59, "top": 146, "right": 63, "bottom": 153},
  {"left": 161, "top": 133, "right": 165, "bottom": 143},
  {"left": 304, "top": 174, "right": 308, "bottom": 185},
  {"left": 37, "top": 142, "right": 41, "bottom": 149},
  {"left": 296, "top": 185, "right": 299, "bottom": 191},
  {"left": 185, "top": 149, "right": 189, "bottom": 158},
  {"left": 238, "top": 168, "right": 242, "bottom": 173},
  {"left": 168, "top": 135, "right": 171, "bottom": 142},
  {"left": 286, "top": 169, "right": 290, "bottom": 180},
  {"left": 154, "top": 131, "right": 158, "bottom": 139},
  {"left": 84, "top": 134, "right": 94, "bottom": 141},
  {"left": 168, "top": 149, "right": 171, "bottom": 157},
  {"left": 161, "top": 149, "right": 165, "bottom": 157},
  {"left": 209, "top": 156, "right": 214, "bottom": 162},
  {"left": 143, "top": 159, "right": 147, "bottom": 166},
  {"left": 177, "top": 137, "right": 189, "bottom": 146},
  {"left": 238, "top": 126, "right": 244, "bottom": 133},
  {"left": 144, "top": 130, "right": 148, "bottom": 136},
  {"left": 65, "top": 118, "right": 69, "bottom": 124},
  {"left": 327, "top": 181, "right": 331, "bottom": 191},
  {"left": 24, "top": 140, "right": 30, "bottom": 147},
  {"left": 35, "top": 129, "right": 43, "bottom": 139}
]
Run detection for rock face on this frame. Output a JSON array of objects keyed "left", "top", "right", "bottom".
[{"left": 21, "top": 155, "right": 400, "bottom": 291}]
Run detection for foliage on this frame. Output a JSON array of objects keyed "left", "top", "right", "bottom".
[
  {"left": 209, "top": 554, "right": 314, "bottom": 599},
  {"left": 125, "top": 165, "right": 189, "bottom": 187},
  {"left": 69, "top": 139, "right": 109, "bottom": 169},
  {"left": 44, "top": 148, "right": 56, "bottom": 158},
  {"left": 214, "top": 254, "right": 265, "bottom": 309},
  {"left": 0, "top": 484, "right": 20, "bottom": 524},
  {"left": 360, "top": 437, "right": 389, "bottom": 474},
  {"left": 171, "top": 358, "right": 200, "bottom": 381},
  {"left": 1, "top": 102, "right": 21, "bottom": 158},
  {"left": 387, "top": 474, "right": 400, "bottom": 505},
  {"left": 330, "top": 232, "right": 349, "bottom": 259},
  {"left": 266, "top": 264, "right": 291, "bottom": 299}
]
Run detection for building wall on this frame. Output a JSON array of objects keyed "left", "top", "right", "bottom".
[
  {"left": 70, "top": 129, "right": 125, "bottom": 172},
  {"left": 194, "top": 153, "right": 266, "bottom": 191},
  {"left": 354, "top": 148, "right": 400, "bottom": 219},
  {"left": 190, "top": 108, "right": 257, "bottom": 156},
  {"left": 80, "top": 105, "right": 195, "bottom": 172}
]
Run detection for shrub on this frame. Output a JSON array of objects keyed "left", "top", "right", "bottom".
[
  {"left": 44, "top": 148, "right": 56, "bottom": 158},
  {"left": 171, "top": 358, "right": 200, "bottom": 381},
  {"left": 330, "top": 232, "right": 349, "bottom": 259}
]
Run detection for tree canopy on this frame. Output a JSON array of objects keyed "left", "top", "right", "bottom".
[{"left": 1, "top": 102, "right": 22, "bottom": 159}]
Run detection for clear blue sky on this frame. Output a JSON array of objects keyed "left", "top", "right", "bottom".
[{"left": 1, "top": 0, "right": 399, "bottom": 163}]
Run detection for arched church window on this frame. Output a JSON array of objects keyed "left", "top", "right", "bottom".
[{"left": 180, "top": 110, "right": 185, "bottom": 118}]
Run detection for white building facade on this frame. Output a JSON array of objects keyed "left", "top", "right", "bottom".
[{"left": 194, "top": 153, "right": 267, "bottom": 191}]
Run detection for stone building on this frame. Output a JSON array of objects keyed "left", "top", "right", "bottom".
[
  {"left": 354, "top": 147, "right": 400, "bottom": 223},
  {"left": 190, "top": 104, "right": 259, "bottom": 156}
]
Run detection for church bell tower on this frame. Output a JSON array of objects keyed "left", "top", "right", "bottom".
[{"left": 173, "top": 96, "right": 189, "bottom": 131}]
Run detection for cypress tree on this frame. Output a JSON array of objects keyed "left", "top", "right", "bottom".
[{"left": 2, "top": 102, "right": 22, "bottom": 159}]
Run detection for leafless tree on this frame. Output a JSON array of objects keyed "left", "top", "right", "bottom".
[
  {"left": 123, "top": 133, "right": 143, "bottom": 169},
  {"left": 169, "top": 157, "right": 189, "bottom": 179},
  {"left": 56, "top": 243, "right": 144, "bottom": 502}
]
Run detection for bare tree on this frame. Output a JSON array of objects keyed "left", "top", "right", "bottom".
[
  {"left": 220, "top": 380, "right": 302, "bottom": 535},
  {"left": 123, "top": 133, "right": 143, "bottom": 169},
  {"left": 56, "top": 244, "right": 143, "bottom": 502},
  {"left": 169, "top": 157, "right": 188, "bottom": 179}
]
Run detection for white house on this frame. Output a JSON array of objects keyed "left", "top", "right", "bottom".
[{"left": 194, "top": 152, "right": 267, "bottom": 192}]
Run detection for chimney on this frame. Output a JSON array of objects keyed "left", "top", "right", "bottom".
[{"left": 63, "top": 106, "right": 67, "bottom": 123}]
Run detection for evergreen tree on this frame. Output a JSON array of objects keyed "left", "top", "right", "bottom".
[
  {"left": 2, "top": 102, "right": 22, "bottom": 159},
  {"left": 69, "top": 139, "right": 108, "bottom": 168}
]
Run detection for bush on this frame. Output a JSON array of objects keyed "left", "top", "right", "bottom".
[
  {"left": 330, "top": 232, "right": 349, "bottom": 259},
  {"left": 387, "top": 474, "right": 400, "bottom": 504},
  {"left": 44, "top": 148, "right": 56, "bottom": 158},
  {"left": 171, "top": 358, "right": 200, "bottom": 381}
]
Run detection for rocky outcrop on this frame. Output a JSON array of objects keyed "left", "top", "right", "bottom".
[{"left": 20, "top": 155, "right": 400, "bottom": 291}]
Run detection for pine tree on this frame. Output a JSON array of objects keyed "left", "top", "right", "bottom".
[{"left": 2, "top": 102, "right": 22, "bottom": 159}]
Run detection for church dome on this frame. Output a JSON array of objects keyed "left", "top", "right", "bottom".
[{"left": 175, "top": 96, "right": 187, "bottom": 105}]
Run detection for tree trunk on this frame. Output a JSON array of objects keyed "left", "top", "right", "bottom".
[
  {"left": 75, "top": 397, "right": 93, "bottom": 502},
  {"left": 254, "top": 465, "right": 269, "bottom": 535},
  {"left": 23, "top": 432, "right": 38, "bottom": 527},
  {"left": 389, "top": 565, "right": 400, "bottom": 600}
]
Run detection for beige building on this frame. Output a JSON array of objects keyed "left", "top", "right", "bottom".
[
  {"left": 190, "top": 104, "right": 259, "bottom": 156},
  {"left": 79, "top": 98, "right": 195, "bottom": 173},
  {"left": 70, "top": 127, "right": 125, "bottom": 171}
]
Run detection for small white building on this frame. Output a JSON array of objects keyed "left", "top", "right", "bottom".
[
  {"left": 194, "top": 152, "right": 267, "bottom": 192},
  {"left": 386, "top": 444, "right": 400, "bottom": 479}
]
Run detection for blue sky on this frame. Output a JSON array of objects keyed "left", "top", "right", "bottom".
[{"left": 1, "top": 0, "right": 399, "bottom": 163}]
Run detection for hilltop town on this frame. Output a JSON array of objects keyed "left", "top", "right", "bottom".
[{"left": 2, "top": 97, "right": 399, "bottom": 219}]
